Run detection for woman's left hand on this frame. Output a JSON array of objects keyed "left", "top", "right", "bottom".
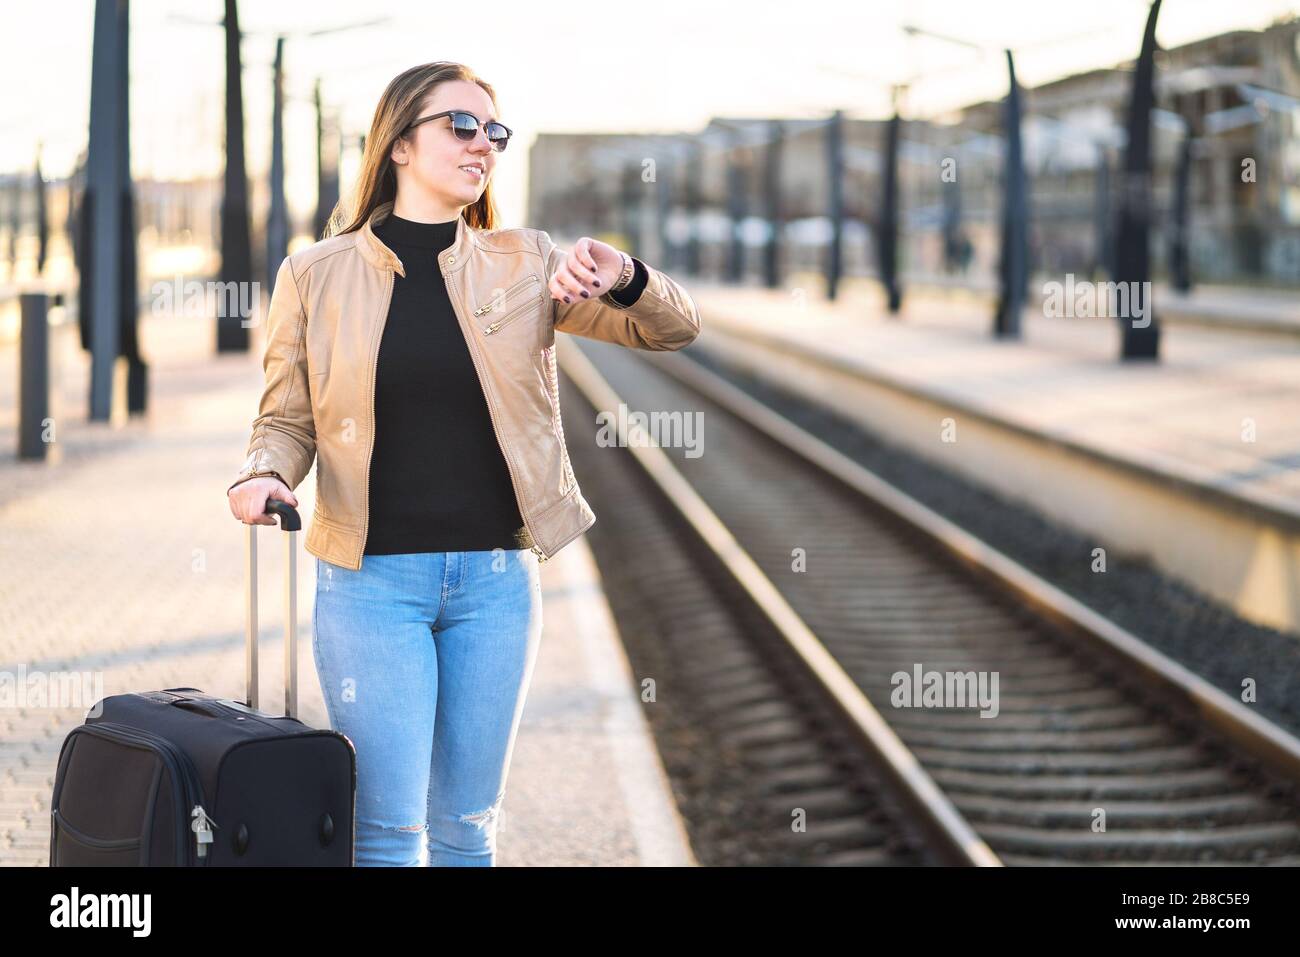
[{"left": 548, "top": 237, "right": 623, "bottom": 303}]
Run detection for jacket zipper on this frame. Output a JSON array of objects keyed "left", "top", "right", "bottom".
[
  {"left": 73, "top": 722, "right": 212, "bottom": 864},
  {"left": 472, "top": 273, "right": 539, "bottom": 317},
  {"left": 443, "top": 262, "right": 549, "bottom": 563},
  {"left": 482, "top": 291, "right": 544, "bottom": 335},
  {"left": 358, "top": 267, "right": 396, "bottom": 568}
]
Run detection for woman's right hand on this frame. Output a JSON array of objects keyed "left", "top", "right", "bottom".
[{"left": 228, "top": 477, "right": 299, "bottom": 526}]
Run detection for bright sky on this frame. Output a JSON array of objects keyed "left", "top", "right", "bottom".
[{"left": 3, "top": 0, "right": 1297, "bottom": 224}]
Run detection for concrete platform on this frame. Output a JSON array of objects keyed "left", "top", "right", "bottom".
[
  {"left": 898, "top": 274, "right": 1300, "bottom": 337},
  {"left": 688, "top": 278, "right": 1300, "bottom": 635},
  {"left": 0, "top": 310, "right": 695, "bottom": 866},
  {"left": 498, "top": 535, "right": 696, "bottom": 866}
]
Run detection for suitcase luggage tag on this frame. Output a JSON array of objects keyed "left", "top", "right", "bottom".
[{"left": 192, "top": 805, "right": 217, "bottom": 858}]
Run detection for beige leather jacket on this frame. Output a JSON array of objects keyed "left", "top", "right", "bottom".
[{"left": 227, "top": 200, "right": 701, "bottom": 570}]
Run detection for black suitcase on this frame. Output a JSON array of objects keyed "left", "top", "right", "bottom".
[{"left": 49, "top": 501, "right": 357, "bottom": 866}]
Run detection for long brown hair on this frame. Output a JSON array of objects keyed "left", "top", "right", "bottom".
[{"left": 323, "top": 62, "right": 502, "bottom": 238}]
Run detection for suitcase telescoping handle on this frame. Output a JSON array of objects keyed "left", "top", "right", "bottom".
[{"left": 245, "top": 500, "right": 302, "bottom": 719}]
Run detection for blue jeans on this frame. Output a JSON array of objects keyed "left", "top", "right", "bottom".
[{"left": 311, "top": 548, "right": 543, "bottom": 866}]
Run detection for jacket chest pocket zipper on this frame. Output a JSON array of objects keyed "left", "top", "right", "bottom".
[{"left": 473, "top": 275, "right": 542, "bottom": 335}]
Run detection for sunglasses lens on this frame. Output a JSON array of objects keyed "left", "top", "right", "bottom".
[
  {"left": 451, "top": 112, "right": 479, "bottom": 140},
  {"left": 447, "top": 112, "right": 510, "bottom": 152}
]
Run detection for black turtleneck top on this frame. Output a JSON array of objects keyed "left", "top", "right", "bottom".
[
  {"left": 364, "top": 212, "right": 530, "bottom": 555},
  {"left": 363, "top": 211, "right": 648, "bottom": 557}
]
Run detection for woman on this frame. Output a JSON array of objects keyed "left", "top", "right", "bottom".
[{"left": 226, "top": 61, "right": 700, "bottom": 866}]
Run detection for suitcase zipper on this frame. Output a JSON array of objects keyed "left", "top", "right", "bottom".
[{"left": 77, "top": 722, "right": 214, "bottom": 865}]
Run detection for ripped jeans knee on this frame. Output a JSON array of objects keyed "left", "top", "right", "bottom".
[
  {"left": 379, "top": 793, "right": 503, "bottom": 836},
  {"left": 458, "top": 795, "right": 504, "bottom": 831},
  {"left": 424, "top": 794, "right": 506, "bottom": 866}
]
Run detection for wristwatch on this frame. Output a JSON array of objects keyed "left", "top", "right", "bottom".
[{"left": 610, "top": 252, "right": 635, "bottom": 292}]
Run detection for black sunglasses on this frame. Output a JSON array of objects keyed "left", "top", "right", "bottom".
[{"left": 404, "top": 110, "right": 513, "bottom": 152}]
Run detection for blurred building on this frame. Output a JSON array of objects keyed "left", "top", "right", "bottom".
[{"left": 527, "top": 15, "right": 1300, "bottom": 287}]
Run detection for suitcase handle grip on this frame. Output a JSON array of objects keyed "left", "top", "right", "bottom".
[
  {"left": 263, "top": 500, "right": 302, "bottom": 531},
  {"left": 170, "top": 698, "right": 226, "bottom": 719}
]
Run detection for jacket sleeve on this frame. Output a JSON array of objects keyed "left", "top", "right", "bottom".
[
  {"left": 538, "top": 230, "right": 701, "bottom": 351},
  {"left": 226, "top": 256, "right": 316, "bottom": 495}
]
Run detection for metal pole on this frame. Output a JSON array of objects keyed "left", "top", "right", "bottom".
[
  {"left": 657, "top": 153, "right": 674, "bottom": 272},
  {"left": 1092, "top": 144, "right": 1112, "bottom": 279},
  {"left": 763, "top": 119, "right": 784, "bottom": 289},
  {"left": 826, "top": 109, "right": 845, "bottom": 301},
  {"left": 620, "top": 160, "right": 641, "bottom": 259},
  {"left": 284, "top": 529, "right": 297, "bottom": 719},
  {"left": 7, "top": 174, "right": 18, "bottom": 269},
  {"left": 19, "top": 294, "right": 50, "bottom": 461},
  {"left": 118, "top": 4, "right": 146, "bottom": 416},
  {"left": 941, "top": 148, "right": 966, "bottom": 273},
  {"left": 994, "top": 49, "right": 1027, "bottom": 338},
  {"left": 218, "top": 0, "right": 253, "bottom": 353},
  {"left": 684, "top": 140, "right": 701, "bottom": 277},
  {"left": 35, "top": 146, "right": 49, "bottom": 276},
  {"left": 725, "top": 134, "right": 747, "bottom": 284},
  {"left": 1169, "top": 124, "right": 1193, "bottom": 293},
  {"left": 1114, "top": 0, "right": 1163, "bottom": 360},
  {"left": 87, "top": 0, "right": 124, "bottom": 422},
  {"left": 879, "top": 111, "right": 901, "bottom": 313},
  {"left": 266, "top": 35, "right": 288, "bottom": 297},
  {"left": 313, "top": 79, "right": 340, "bottom": 241},
  {"left": 245, "top": 524, "right": 259, "bottom": 711}
]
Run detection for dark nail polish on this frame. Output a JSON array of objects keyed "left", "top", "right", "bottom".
[
  {"left": 593, "top": 279, "right": 601, "bottom": 287},
  {"left": 564, "top": 296, "right": 571, "bottom": 303},
  {"left": 581, "top": 290, "right": 589, "bottom": 298}
]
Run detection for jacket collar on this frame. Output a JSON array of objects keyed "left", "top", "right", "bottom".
[{"left": 355, "top": 200, "right": 475, "bottom": 278}]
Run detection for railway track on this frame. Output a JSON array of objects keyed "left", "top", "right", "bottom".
[{"left": 556, "top": 336, "right": 1300, "bottom": 866}]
